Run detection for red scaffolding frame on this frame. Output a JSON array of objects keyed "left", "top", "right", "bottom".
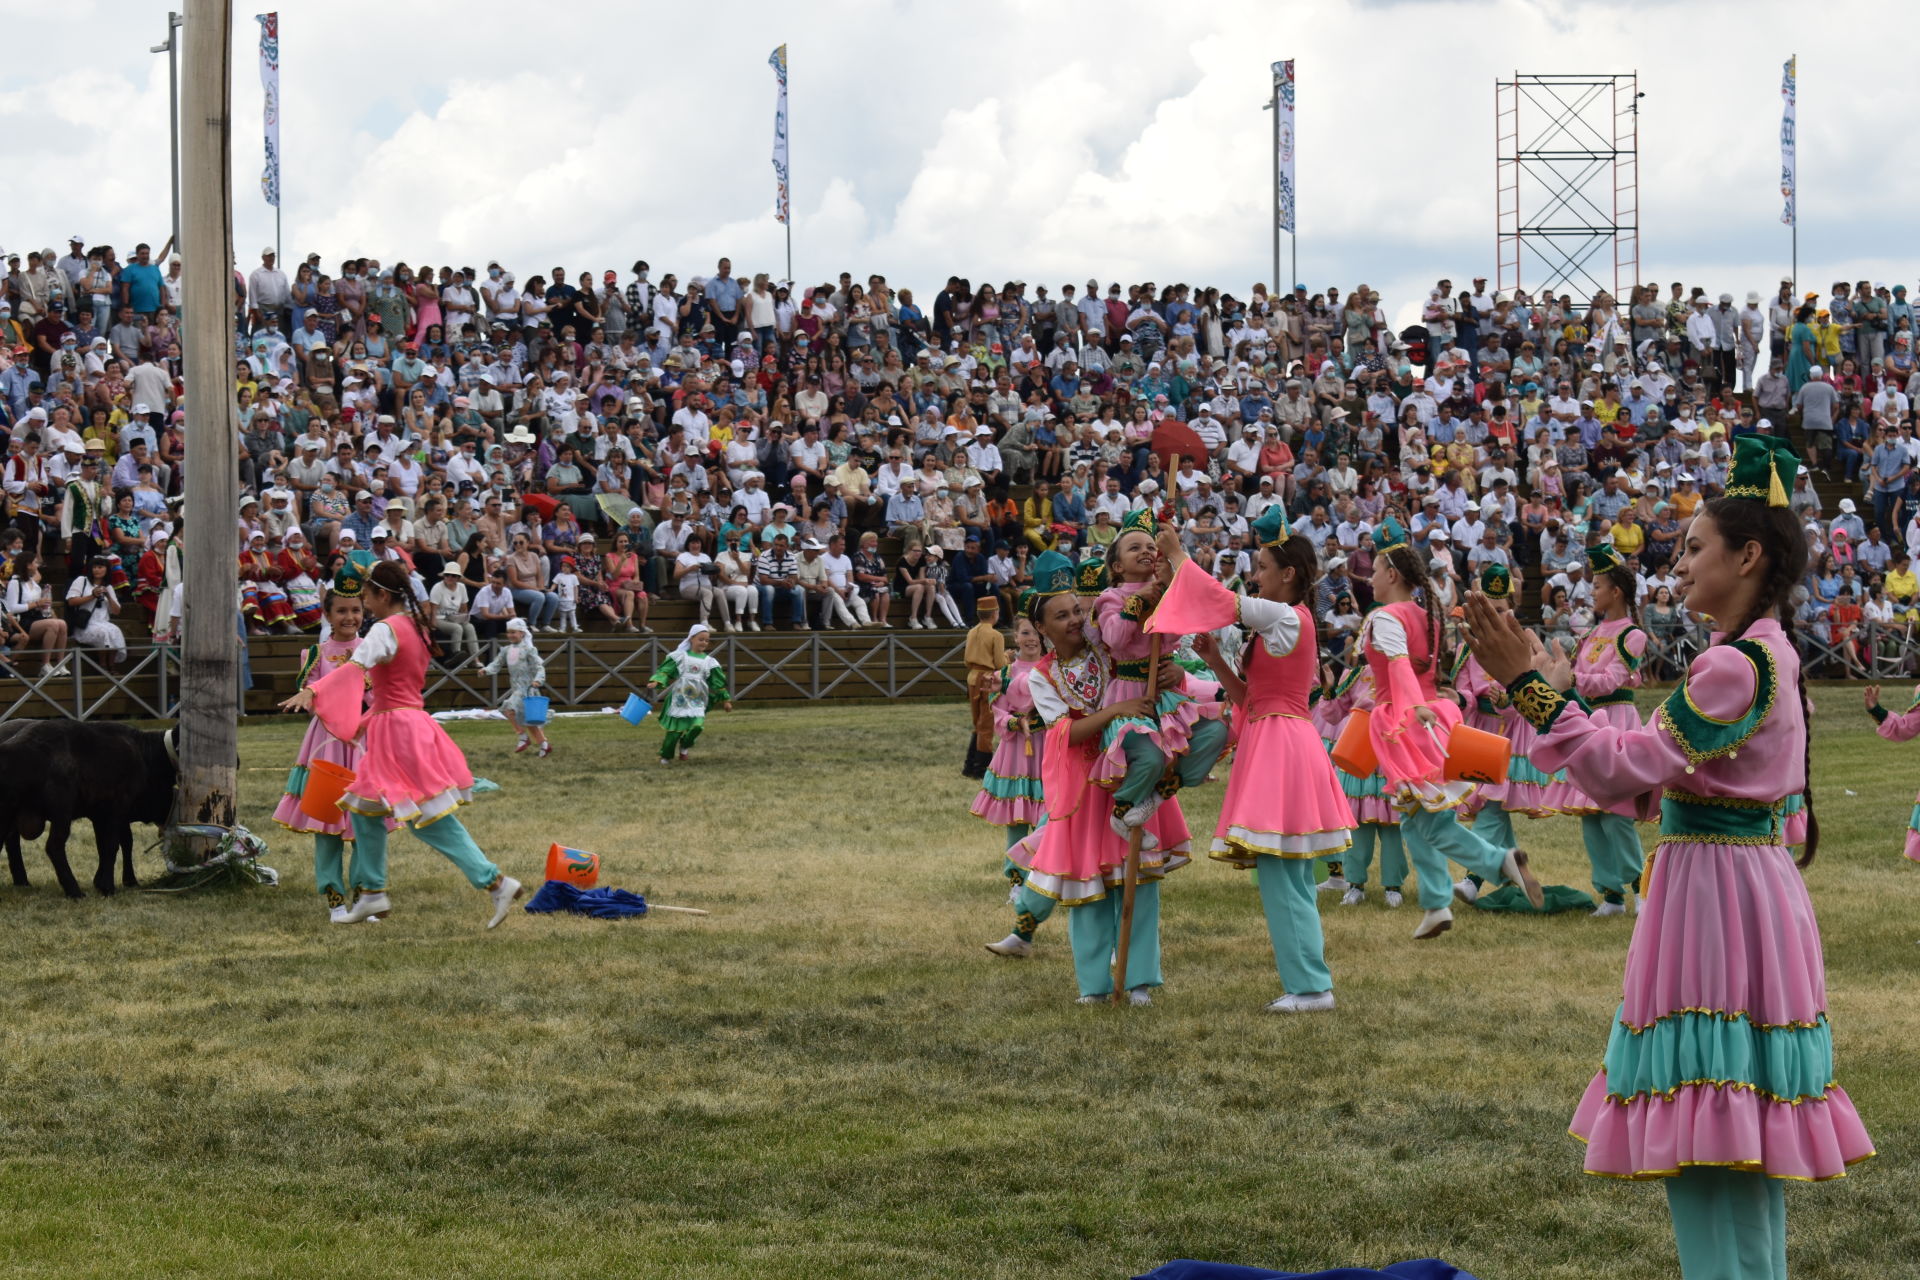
[{"left": 1495, "top": 72, "right": 1639, "bottom": 308}]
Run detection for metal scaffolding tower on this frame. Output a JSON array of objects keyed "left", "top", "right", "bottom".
[{"left": 1495, "top": 73, "right": 1639, "bottom": 308}]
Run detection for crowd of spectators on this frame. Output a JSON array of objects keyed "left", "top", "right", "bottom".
[{"left": 3, "top": 234, "right": 1918, "bottom": 676}]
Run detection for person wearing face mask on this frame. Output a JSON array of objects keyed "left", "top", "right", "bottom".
[
  {"left": 334, "top": 259, "right": 366, "bottom": 333},
  {"left": 305, "top": 471, "right": 351, "bottom": 548},
  {"left": 442, "top": 269, "right": 476, "bottom": 338}
]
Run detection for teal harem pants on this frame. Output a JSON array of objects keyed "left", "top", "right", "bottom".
[{"left": 346, "top": 811, "right": 502, "bottom": 892}]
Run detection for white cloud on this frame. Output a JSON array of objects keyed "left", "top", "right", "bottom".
[{"left": 2, "top": 0, "right": 1916, "bottom": 323}]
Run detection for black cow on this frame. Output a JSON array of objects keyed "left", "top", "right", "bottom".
[{"left": 0, "top": 722, "right": 179, "bottom": 898}]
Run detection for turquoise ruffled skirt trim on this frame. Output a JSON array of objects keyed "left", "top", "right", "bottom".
[
  {"left": 1908, "top": 802, "right": 1920, "bottom": 835},
  {"left": 979, "top": 771, "right": 1043, "bottom": 802},
  {"left": 1507, "top": 755, "right": 1562, "bottom": 786},
  {"left": 1599, "top": 1006, "right": 1836, "bottom": 1105},
  {"left": 1337, "top": 766, "right": 1382, "bottom": 799}
]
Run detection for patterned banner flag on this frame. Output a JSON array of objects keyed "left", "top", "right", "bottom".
[
  {"left": 1779, "top": 55, "right": 1796, "bottom": 226},
  {"left": 1273, "top": 60, "right": 1295, "bottom": 235},
  {"left": 768, "top": 44, "right": 790, "bottom": 225},
  {"left": 257, "top": 13, "right": 280, "bottom": 208}
]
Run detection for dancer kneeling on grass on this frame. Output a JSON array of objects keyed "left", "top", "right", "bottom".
[
  {"left": 645, "top": 624, "right": 733, "bottom": 764},
  {"left": 1532, "top": 543, "right": 1654, "bottom": 916},
  {"left": 1464, "top": 435, "right": 1874, "bottom": 1280},
  {"left": 270, "top": 574, "right": 394, "bottom": 924},
  {"left": 484, "top": 618, "right": 550, "bottom": 757},
  {"left": 1007, "top": 551, "right": 1193, "bottom": 1005},
  {"left": 1362, "top": 519, "right": 1542, "bottom": 939},
  {"left": 1093, "top": 509, "right": 1230, "bottom": 843},
  {"left": 1863, "top": 681, "right": 1920, "bottom": 861},
  {"left": 280, "top": 559, "right": 524, "bottom": 929},
  {"left": 978, "top": 612, "right": 1054, "bottom": 958},
  {"left": 1151, "top": 513, "right": 1350, "bottom": 1012}
]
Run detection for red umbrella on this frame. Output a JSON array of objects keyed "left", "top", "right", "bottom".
[{"left": 1148, "top": 420, "right": 1209, "bottom": 471}]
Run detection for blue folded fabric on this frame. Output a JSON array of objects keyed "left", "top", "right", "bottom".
[
  {"left": 1137, "top": 1262, "right": 1477, "bottom": 1280},
  {"left": 523, "top": 879, "right": 650, "bottom": 919}
]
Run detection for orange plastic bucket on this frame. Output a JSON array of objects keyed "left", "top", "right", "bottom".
[
  {"left": 1330, "top": 708, "right": 1377, "bottom": 777},
  {"left": 299, "top": 759, "right": 356, "bottom": 823},
  {"left": 544, "top": 843, "right": 600, "bottom": 888},
  {"left": 1445, "top": 723, "right": 1511, "bottom": 785}
]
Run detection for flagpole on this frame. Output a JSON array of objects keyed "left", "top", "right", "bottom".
[{"left": 785, "top": 52, "right": 793, "bottom": 285}]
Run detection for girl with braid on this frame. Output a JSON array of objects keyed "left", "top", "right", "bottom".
[
  {"left": 1450, "top": 564, "right": 1568, "bottom": 902},
  {"left": 281, "top": 559, "right": 524, "bottom": 929},
  {"left": 1533, "top": 543, "right": 1655, "bottom": 915},
  {"left": 1317, "top": 656, "right": 1408, "bottom": 909},
  {"left": 1361, "top": 518, "right": 1543, "bottom": 940},
  {"left": 1150, "top": 510, "right": 1350, "bottom": 1012},
  {"left": 1464, "top": 435, "right": 1873, "bottom": 1280}
]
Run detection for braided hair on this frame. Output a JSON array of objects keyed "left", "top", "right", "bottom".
[
  {"left": 1598, "top": 563, "right": 1639, "bottom": 624},
  {"left": 1264, "top": 533, "right": 1325, "bottom": 639},
  {"left": 364, "top": 559, "right": 441, "bottom": 660},
  {"left": 1380, "top": 543, "right": 1446, "bottom": 676},
  {"left": 1700, "top": 496, "right": 1816, "bottom": 868}
]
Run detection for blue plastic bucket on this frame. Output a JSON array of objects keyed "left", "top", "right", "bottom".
[
  {"left": 620, "top": 693, "right": 651, "bottom": 725},
  {"left": 521, "top": 695, "right": 551, "bottom": 726}
]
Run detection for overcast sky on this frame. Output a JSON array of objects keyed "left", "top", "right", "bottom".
[{"left": 3, "top": 0, "right": 1911, "bottom": 325}]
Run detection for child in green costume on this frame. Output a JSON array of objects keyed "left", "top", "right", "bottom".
[{"left": 645, "top": 623, "right": 733, "bottom": 763}]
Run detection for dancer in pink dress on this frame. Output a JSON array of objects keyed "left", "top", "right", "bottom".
[
  {"left": 1089, "top": 510, "right": 1229, "bottom": 840},
  {"left": 978, "top": 615, "right": 1054, "bottom": 958},
  {"left": 1451, "top": 564, "right": 1565, "bottom": 900},
  {"left": 1863, "top": 681, "right": 1920, "bottom": 861},
  {"left": 270, "top": 580, "right": 393, "bottom": 923},
  {"left": 281, "top": 560, "right": 523, "bottom": 928},
  {"left": 1533, "top": 544, "right": 1654, "bottom": 916},
  {"left": 1007, "top": 551, "right": 1192, "bottom": 1005},
  {"left": 1464, "top": 435, "right": 1873, "bottom": 1278},
  {"left": 1319, "top": 658, "right": 1407, "bottom": 907},
  {"left": 1150, "top": 511, "right": 1350, "bottom": 1012},
  {"left": 1361, "top": 519, "right": 1542, "bottom": 940}
]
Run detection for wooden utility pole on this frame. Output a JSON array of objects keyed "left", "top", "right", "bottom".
[{"left": 177, "top": 0, "right": 240, "bottom": 834}]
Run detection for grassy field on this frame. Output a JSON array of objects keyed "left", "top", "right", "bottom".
[{"left": 1, "top": 693, "right": 1916, "bottom": 1279}]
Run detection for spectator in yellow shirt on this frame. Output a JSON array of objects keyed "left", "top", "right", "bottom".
[
  {"left": 1611, "top": 508, "right": 1646, "bottom": 560},
  {"left": 1887, "top": 555, "right": 1919, "bottom": 613}
]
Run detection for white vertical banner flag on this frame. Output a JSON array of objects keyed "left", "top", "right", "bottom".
[
  {"left": 1779, "top": 55, "right": 1796, "bottom": 226},
  {"left": 768, "top": 44, "right": 790, "bottom": 225},
  {"left": 1273, "top": 59, "right": 1296, "bottom": 234},
  {"left": 257, "top": 13, "right": 280, "bottom": 208}
]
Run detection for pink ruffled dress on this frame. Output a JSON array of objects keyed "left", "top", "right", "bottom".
[
  {"left": 1452, "top": 653, "right": 1508, "bottom": 815},
  {"left": 1008, "top": 644, "right": 1192, "bottom": 906},
  {"left": 1522, "top": 618, "right": 1874, "bottom": 1182},
  {"left": 1090, "top": 581, "right": 1224, "bottom": 786},
  {"left": 1362, "top": 600, "right": 1472, "bottom": 813},
  {"left": 1537, "top": 617, "right": 1654, "bottom": 819},
  {"left": 969, "top": 659, "right": 1045, "bottom": 829},
  {"left": 1149, "top": 562, "right": 1351, "bottom": 865},
  {"left": 312, "top": 617, "right": 475, "bottom": 827},
  {"left": 270, "top": 636, "right": 392, "bottom": 838},
  {"left": 1319, "top": 665, "right": 1399, "bottom": 827},
  {"left": 1870, "top": 697, "right": 1920, "bottom": 861}
]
